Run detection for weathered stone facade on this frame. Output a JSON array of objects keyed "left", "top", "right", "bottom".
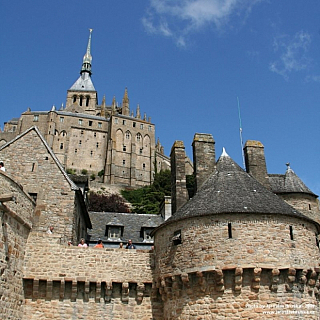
[
  {"left": 0, "top": 32, "right": 170, "bottom": 188},
  {"left": 0, "top": 127, "right": 91, "bottom": 244},
  {"left": 0, "top": 172, "right": 34, "bottom": 320}
]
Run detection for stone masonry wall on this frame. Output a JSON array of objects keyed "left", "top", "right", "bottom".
[
  {"left": 154, "top": 213, "right": 320, "bottom": 276},
  {"left": 0, "top": 129, "right": 82, "bottom": 241},
  {"left": 0, "top": 172, "right": 34, "bottom": 320},
  {"left": 153, "top": 213, "right": 320, "bottom": 319},
  {"left": 22, "top": 234, "right": 162, "bottom": 320}
]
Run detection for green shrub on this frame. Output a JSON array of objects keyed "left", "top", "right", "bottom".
[
  {"left": 81, "top": 169, "right": 88, "bottom": 175},
  {"left": 98, "top": 169, "right": 105, "bottom": 177}
]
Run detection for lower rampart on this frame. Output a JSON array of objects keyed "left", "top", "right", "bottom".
[{"left": 22, "top": 233, "right": 162, "bottom": 319}]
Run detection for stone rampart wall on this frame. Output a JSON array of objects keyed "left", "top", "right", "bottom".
[
  {"left": 0, "top": 172, "right": 34, "bottom": 320},
  {"left": 22, "top": 236, "right": 162, "bottom": 319},
  {"left": 158, "top": 267, "right": 320, "bottom": 319},
  {"left": 154, "top": 213, "right": 320, "bottom": 276}
]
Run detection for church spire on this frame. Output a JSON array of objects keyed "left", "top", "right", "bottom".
[{"left": 81, "top": 29, "right": 93, "bottom": 76}]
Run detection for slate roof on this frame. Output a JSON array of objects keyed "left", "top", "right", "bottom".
[
  {"left": 163, "top": 150, "right": 316, "bottom": 226},
  {"left": 269, "top": 167, "right": 317, "bottom": 196},
  {"left": 69, "top": 74, "right": 96, "bottom": 92},
  {"left": 88, "top": 211, "right": 164, "bottom": 243}
]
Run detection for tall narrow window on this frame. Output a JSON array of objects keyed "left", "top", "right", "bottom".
[
  {"left": 60, "top": 143, "right": 63, "bottom": 150},
  {"left": 33, "top": 115, "right": 39, "bottom": 122},
  {"left": 86, "top": 96, "right": 90, "bottom": 106},
  {"left": 98, "top": 122, "right": 102, "bottom": 128},
  {"left": 228, "top": 223, "right": 232, "bottom": 238},
  {"left": 73, "top": 95, "right": 77, "bottom": 103},
  {"left": 89, "top": 121, "right": 93, "bottom": 127},
  {"left": 60, "top": 117, "right": 64, "bottom": 123},
  {"left": 79, "top": 96, "right": 83, "bottom": 106},
  {"left": 123, "top": 145, "right": 126, "bottom": 152},
  {"left": 289, "top": 226, "right": 294, "bottom": 240},
  {"left": 123, "top": 160, "right": 126, "bottom": 166},
  {"left": 31, "top": 163, "right": 35, "bottom": 172},
  {"left": 79, "top": 119, "right": 83, "bottom": 125}
]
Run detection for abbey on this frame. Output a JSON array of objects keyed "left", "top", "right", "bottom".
[
  {"left": 0, "top": 30, "right": 170, "bottom": 187},
  {"left": 0, "top": 31, "right": 320, "bottom": 319}
]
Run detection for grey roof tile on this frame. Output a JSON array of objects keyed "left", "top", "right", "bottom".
[
  {"left": 165, "top": 152, "right": 315, "bottom": 225},
  {"left": 88, "top": 212, "right": 163, "bottom": 243}
]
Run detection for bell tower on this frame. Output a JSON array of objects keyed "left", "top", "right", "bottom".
[{"left": 65, "top": 29, "right": 98, "bottom": 115}]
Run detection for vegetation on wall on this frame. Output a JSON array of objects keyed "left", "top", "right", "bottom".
[
  {"left": 121, "top": 170, "right": 171, "bottom": 214},
  {"left": 88, "top": 193, "right": 131, "bottom": 213}
]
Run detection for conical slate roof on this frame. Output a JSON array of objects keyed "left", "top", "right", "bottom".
[
  {"left": 166, "top": 150, "right": 312, "bottom": 224},
  {"left": 269, "top": 166, "right": 317, "bottom": 196}
]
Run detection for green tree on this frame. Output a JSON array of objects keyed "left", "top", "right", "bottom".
[
  {"left": 121, "top": 169, "right": 171, "bottom": 214},
  {"left": 88, "top": 193, "right": 130, "bottom": 213}
]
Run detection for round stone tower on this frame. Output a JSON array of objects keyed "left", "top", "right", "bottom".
[{"left": 152, "top": 149, "right": 320, "bottom": 319}]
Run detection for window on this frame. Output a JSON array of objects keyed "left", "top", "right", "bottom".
[
  {"left": 122, "top": 120, "right": 126, "bottom": 125},
  {"left": 140, "top": 124, "right": 143, "bottom": 129},
  {"left": 228, "top": 223, "right": 232, "bottom": 238},
  {"left": 141, "top": 227, "right": 154, "bottom": 242},
  {"left": 79, "top": 119, "right": 83, "bottom": 125},
  {"left": 98, "top": 122, "right": 102, "bottom": 128},
  {"left": 105, "top": 226, "right": 123, "bottom": 240},
  {"left": 33, "top": 115, "right": 39, "bottom": 122},
  {"left": 86, "top": 96, "right": 90, "bottom": 106},
  {"left": 60, "top": 143, "right": 63, "bottom": 150},
  {"left": 126, "top": 132, "right": 130, "bottom": 139},
  {"left": 139, "top": 148, "right": 143, "bottom": 154},
  {"left": 94, "top": 132, "right": 97, "bottom": 137},
  {"left": 79, "top": 140, "right": 82, "bottom": 145},
  {"left": 289, "top": 226, "right": 294, "bottom": 240},
  {"left": 137, "top": 133, "right": 141, "bottom": 141},
  {"left": 89, "top": 121, "right": 93, "bottom": 127},
  {"left": 148, "top": 126, "right": 152, "bottom": 132},
  {"left": 75, "top": 149, "right": 77, "bottom": 154},
  {"left": 96, "top": 142, "right": 99, "bottom": 148},
  {"left": 90, "top": 151, "right": 93, "bottom": 156},
  {"left": 173, "top": 230, "right": 181, "bottom": 245},
  {"left": 28, "top": 193, "right": 38, "bottom": 203},
  {"left": 123, "top": 145, "right": 126, "bottom": 152},
  {"left": 133, "top": 122, "right": 136, "bottom": 128},
  {"left": 123, "top": 160, "right": 126, "bottom": 166},
  {"left": 73, "top": 95, "right": 77, "bottom": 103},
  {"left": 114, "top": 118, "right": 118, "bottom": 124},
  {"left": 60, "top": 117, "right": 64, "bottom": 123},
  {"left": 79, "top": 96, "right": 83, "bottom": 106},
  {"left": 143, "top": 163, "right": 146, "bottom": 170}
]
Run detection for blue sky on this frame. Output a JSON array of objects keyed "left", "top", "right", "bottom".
[{"left": 1, "top": 0, "right": 319, "bottom": 194}]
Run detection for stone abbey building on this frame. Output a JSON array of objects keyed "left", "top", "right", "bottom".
[
  {"left": 0, "top": 30, "right": 171, "bottom": 187},
  {"left": 0, "top": 31, "right": 320, "bottom": 319}
]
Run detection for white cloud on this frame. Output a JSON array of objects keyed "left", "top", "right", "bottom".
[
  {"left": 269, "top": 31, "right": 312, "bottom": 80},
  {"left": 142, "top": 0, "right": 263, "bottom": 46}
]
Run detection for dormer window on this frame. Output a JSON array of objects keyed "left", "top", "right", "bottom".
[
  {"left": 105, "top": 225, "right": 123, "bottom": 240},
  {"left": 141, "top": 227, "right": 154, "bottom": 242}
]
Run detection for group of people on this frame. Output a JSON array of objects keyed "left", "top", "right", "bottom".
[
  {"left": 76, "top": 238, "right": 136, "bottom": 249},
  {"left": 47, "top": 226, "right": 136, "bottom": 249}
]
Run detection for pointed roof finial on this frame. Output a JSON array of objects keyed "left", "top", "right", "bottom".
[
  {"left": 81, "top": 29, "right": 93, "bottom": 76},
  {"left": 221, "top": 147, "right": 229, "bottom": 157}
]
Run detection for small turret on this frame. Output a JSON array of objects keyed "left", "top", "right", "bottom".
[{"left": 122, "top": 88, "right": 130, "bottom": 116}]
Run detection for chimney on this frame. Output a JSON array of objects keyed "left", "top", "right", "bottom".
[
  {"left": 244, "top": 140, "right": 271, "bottom": 189},
  {"left": 170, "top": 141, "right": 188, "bottom": 214},
  {"left": 192, "top": 133, "right": 216, "bottom": 193}
]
